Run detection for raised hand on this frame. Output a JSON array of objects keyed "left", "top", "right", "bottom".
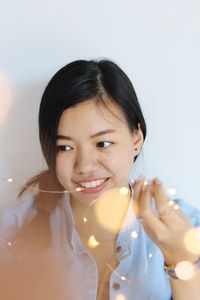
[{"left": 133, "top": 177, "right": 199, "bottom": 266}]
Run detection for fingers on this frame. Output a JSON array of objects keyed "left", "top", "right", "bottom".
[
  {"left": 132, "top": 178, "right": 146, "bottom": 219},
  {"left": 151, "top": 178, "right": 188, "bottom": 225},
  {"left": 132, "top": 178, "right": 164, "bottom": 231},
  {"left": 139, "top": 179, "right": 166, "bottom": 235}
]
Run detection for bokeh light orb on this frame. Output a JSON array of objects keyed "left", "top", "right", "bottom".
[
  {"left": 94, "top": 187, "right": 130, "bottom": 232},
  {"left": 184, "top": 227, "right": 200, "bottom": 255},
  {"left": 115, "top": 294, "right": 126, "bottom": 300},
  {"left": 119, "top": 187, "right": 129, "bottom": 195},
  {"left": 167, "top": 187, "right": 176, "bottom": 196},
  {"left": 87, "top": 235, "right": 100, "bottom": 248},
  {"left": 0, "top": 73, "right": 12, "bottom": 124},
  {"left": 175, "top": 261, "right": 195, "bottom": 280}
]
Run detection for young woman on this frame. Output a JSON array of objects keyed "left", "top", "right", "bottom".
[{"left": 0, "top": 59, "right": 200, "bottom": 300}]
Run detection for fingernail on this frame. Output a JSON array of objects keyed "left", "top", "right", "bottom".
[{"left": 142, "top": 179, "right": 149, "bottom": 190}]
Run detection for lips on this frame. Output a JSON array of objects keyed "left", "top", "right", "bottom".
[
  {"left": 74, "top": 177, "right": 109, "bottom": 184},
  {"left": 74, "top": 178, "right": 110, "bottom": 194}
]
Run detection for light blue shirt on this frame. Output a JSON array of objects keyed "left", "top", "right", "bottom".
[{"left": 0, "top": 190, "right": 200, "bottom": 300}]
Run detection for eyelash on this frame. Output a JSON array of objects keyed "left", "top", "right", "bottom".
[{"left": 56, "top": 141, "right": 113, "bottom": 152}]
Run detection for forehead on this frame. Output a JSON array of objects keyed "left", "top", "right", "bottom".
[{"left": 57, "top": 99, "right": 128, "bottom": 134}]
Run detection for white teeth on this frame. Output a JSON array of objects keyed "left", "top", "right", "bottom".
[{"left": 78, "top": 179, "right": 106, "bottom": 188}]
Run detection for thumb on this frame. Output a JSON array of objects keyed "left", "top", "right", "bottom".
[{"left": 132, "top": 177, "right": 147, "bottom": 219}]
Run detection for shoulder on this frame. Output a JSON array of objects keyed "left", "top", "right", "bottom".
[
  {"left": 174, "top": 198, "right": 200, "bottom": 226},
  {"left": 0, "top": 194, "right": 37, "bottom": 241}
]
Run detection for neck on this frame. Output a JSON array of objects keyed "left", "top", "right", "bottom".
[{"left": 70, "top": 185, "right": 132, "bottom": 243}]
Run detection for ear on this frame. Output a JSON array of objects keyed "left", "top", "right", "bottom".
[{"left": 132, "top": 123, "right": 144, "bottom": 156}]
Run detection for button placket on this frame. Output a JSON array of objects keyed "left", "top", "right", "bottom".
[{"left": 112, "top": 282, "right": 121, "bottom": 290}]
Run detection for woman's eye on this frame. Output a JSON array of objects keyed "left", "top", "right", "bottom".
[
  {"left": 97, "top": 141, "right": 113, "bottom": 148},
  {"left": 56, "top": 145, "right": 72, "bottom": 152}
]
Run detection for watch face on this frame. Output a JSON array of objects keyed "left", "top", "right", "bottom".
[
  {"left": 167, "top": 268, "right": 177, "bottom": 280},
  {"left": 196, "top": 258, "right": 200, "bottom": 268}
]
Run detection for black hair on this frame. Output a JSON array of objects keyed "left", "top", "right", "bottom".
[{"left": 19, "top": 59, "right": 146, "bottom": 209}]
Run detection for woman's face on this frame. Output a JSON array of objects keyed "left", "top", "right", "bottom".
[{"left": 56, "top": 99, "right": 143, "bottom": 205}]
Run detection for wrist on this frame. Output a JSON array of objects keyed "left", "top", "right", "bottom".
[{"left": 164, "top": 257, "right": 200, "bottom": 280}]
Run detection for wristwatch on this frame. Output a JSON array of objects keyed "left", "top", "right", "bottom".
[{"left": 164, "top": 257, "right": 200, "bottom": 280}]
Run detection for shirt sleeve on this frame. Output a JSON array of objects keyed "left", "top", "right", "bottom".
[{"left": 0, "top": 196, "right": 37, "bottom": 246}]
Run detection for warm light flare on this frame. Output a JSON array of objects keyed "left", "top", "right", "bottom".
[
  {"left": 184, "top": 227, "right": 200, "bottom": 255},
  {"left": 7, "top": 178, "right": 13, "bottom": 183},
  {"left": 175, "top": 261, "right": 195, "bottom": 280},
  {"left": 94, "top": 188, "right": 130, "bottom": 232},
  {"left": 115, "top": 294, "right": 126, "bottom": 300},
  {"left": 119, "top": 187, "right": 129, "bottom": 195},
  {"left": 0, "top": 73, "right": 12, "bottom": 123},
  {"left": 167, "top": 187, "right": 176, "bottom": 196},
  {"left": 87, "top": 235, "right": 100, "bottom": 248},
  {"left": 131, "top": 231, "right": 138, "bottom": 238}
]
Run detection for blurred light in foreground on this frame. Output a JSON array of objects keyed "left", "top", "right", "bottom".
[
  {"left": 115, "top": 294, "right": 126, "bottom": 300},
  {"left": 94, "top": 188, "right": 130, "bottom": 232},
  {"left": 120, "top": 276, "right": 126, "bottom": 281},
  {"left": 175, "top": 261, "right": 195, "bottom": 280},
  {"left": 119, "top": 187, "right": 129, "bottom": 195},
  {"left": 174, "top": 204, "right": 179, "bottom": 210},
  {"left": 184, "top": 227, "right": 200, "bottom": 255},
  {"left": 148, "top": 253, "right": 153, "bottom": 258},
  {"left": 143, "top": 180, "right": 148, "bottom": 187},
  {"left": 83, "top": 217, "right": 87, "bottom": 223},
  {"left": 167, "top": 187, "right": 176, "bottom": 196},
  {"left": 131, "top": 231, "right": 138, "bottom": 238},
  {"left": 7, "top": 178, "right": 13, "bottom": 183},
  {"left": 168, "top": 200, "right": 174, "bottom": 206},
  {"left": 0, "top": 73, "right": 12, "bottom": 124},
  {"left": 87, "top": 235, "right": 100, "bottom": 248}
]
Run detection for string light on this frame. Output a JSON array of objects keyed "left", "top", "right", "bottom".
[
  {"left": 87, "top": 235, "right": 100, "bottom": 248},
  {"left": 119, "top": 187, "right": 129, "bottom": 195},
  {"left": 120, "top": 276, "right": 126, "bottom": 281},
  {"left": 143, "top": 180, "right": 148, "bottom": 187},
  {"left": 7, "top": 178, "right": 13, "bottom": 183},
  {"left": 131, "top": 231, "right": 138, "bottom": 238},
  {"left": 115, "top": 294, "right": 126, "bottom": 300},
  {"left": 167, "top": 187, "right": 176, "bottom": 196},
  {"left": 0, "top": 175, "right": 189, "bottom": 284},
  {"left": 76, "top": 184, "right": 153, "bottom": 284},
  {"left": 174, "top": 204, "right": 179, "bottom": 210},
  {"left": 75, "top": 187, "right": 83, "bottom": 192},
  {"left": 168, "top": 200, "right": 174, "bottom": 206}
]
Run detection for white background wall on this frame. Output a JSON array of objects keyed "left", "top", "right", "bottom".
[{"left": 0, "top": 0, "right": 200, "bottom": 208}]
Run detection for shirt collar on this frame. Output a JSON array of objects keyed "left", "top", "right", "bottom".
[
  {"left": 115, "top": 182, "right": 141, "bottom": 259},
  {"left": 61, "top": 180, "right": 139, "bottom": 256},
  {"left": 61, "top": 193, "right": 86, "bottom": 254}
]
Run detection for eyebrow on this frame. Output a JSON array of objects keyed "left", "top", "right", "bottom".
[{"left": 56, "top": 129, "right": 116, "bottom": 140}]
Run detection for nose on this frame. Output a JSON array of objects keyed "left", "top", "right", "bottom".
[{"left": 74, "top": 148, "right": 99, "bottom": 174}]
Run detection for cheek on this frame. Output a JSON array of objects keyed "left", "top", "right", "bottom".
[
  {"left": 55, "top": 155, "right": 72, "bottom": 179},
  {"left": 113, "top": 147, "right": 134, "bottom": 174}
]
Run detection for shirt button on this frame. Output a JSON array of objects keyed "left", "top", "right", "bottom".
[
  {"left": 116, "top": 246, "right": 122, "bottom": 253},
  {"left": 112, "top": 283, "right": 121, "bottom": 290}
]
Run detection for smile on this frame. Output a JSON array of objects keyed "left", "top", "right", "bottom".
[
  {"left": 78, "top": 179, "right": 106, "bottom": 188},
  {"left": 75, "top": 178, "right": 110, "bottom": 194}
]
